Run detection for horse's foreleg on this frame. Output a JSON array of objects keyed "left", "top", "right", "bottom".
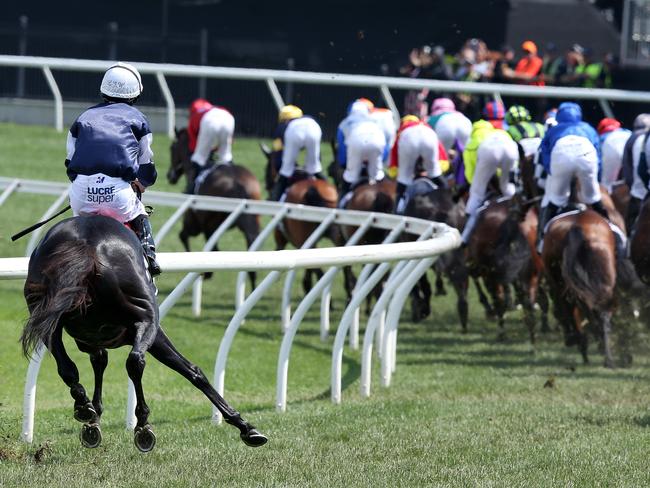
[
  {"left": 491, "top": 282, "right": 507, "bottom": 342},
  {"left": 474, "top": 277, "right": 495, "bottom": 319},
  {"left": 600, "top": 311, "right": 615, "bottom": 369},
  {"left": 537, "top": 284, "right": 551, "bottom": 334},
  {"left": 453, "top": 277, "right": 469, "bottom": 333},
  {"left": 514, "top": 282, "right": 536, "bottom": 347},
  {"left": 148, "top": 327, "right": 267, "bottom": 447},
  {"left": 434, "top": 270, "right": 447, "bottom": 296},
  {"left": 50, "top": 328, "right": 96, "bottom": 423}
]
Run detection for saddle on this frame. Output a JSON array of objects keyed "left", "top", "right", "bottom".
[
  {"left": 396, "top": 178, "right": 439, "bottom": 214},
  {"left": 192, "top": 162, "right": 232, "bottom": 194}
]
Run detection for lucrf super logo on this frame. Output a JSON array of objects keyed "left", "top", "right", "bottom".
[{"left": 87, "top": 185, "right": 115, "bottom": 203}]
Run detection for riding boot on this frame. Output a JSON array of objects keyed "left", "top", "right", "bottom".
[
  {"left": 536, "top": 203, "right": 559, "bottom": 254},
  {"left": 590, "top": 199, "right": 609, "bottom": 221},
  {"left": 184, "top": 162, "right": 204, "bottom": 194},
  {"left": 270, "top": 175, "right": 289, "bottom": 201},
  {"left": 460, "top": 213, "right": 478, "bottom": 247},
  {"left": 430, "top": 175, "right": 448, "bottom": 189},
  {"left": 129, "top": 214, "right": 162, "bottom": 277},
  {"left": 394, "top": 182, "right": 407, "bottom": 213}
]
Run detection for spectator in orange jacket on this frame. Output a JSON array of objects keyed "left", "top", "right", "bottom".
[{"left": 503, "top": 40, "right": 544, "bottom": 86}]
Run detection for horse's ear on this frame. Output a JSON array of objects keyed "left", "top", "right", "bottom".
[{"left": 259, "top": 142, "right": 272, "bottom": 157}]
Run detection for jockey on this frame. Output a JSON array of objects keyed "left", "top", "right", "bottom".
[
  {"left": 371, "top": 107, "right": 397, "bottom": 158},
  {"left": 597, "top": 117, "right": 632, "bottom": 192},
  {"left": 269, "top": 104, "right": 325, "bottom": 201},
  {"left": 66, "top": 62, "right": 160, "bottom": 276},
  {"left": 622, "top": 113, "right": 650, "bottom": 230},
  {"left": 427, "top": 97, "right": 472, "bottom": 153},
  {"left": 186, "top": 98, "right": 235, "bottom": 193},
  {"left": 336, "top": 100, "right": 387, "bottom": 198},
  {"left": 483, "top": 100, "right": 507, "bottom": 130},
  {"left": 390, "top": 115, "right": 447, "bottom": 211},
  {"left": 537, "top": 102, "right": 605, "bottom": 252},
  {"left": 505, "top": 105, "right": 545, "bottom": 158},
  {"left": 460, "top": 120, "right": 519, "bottom": 245}
]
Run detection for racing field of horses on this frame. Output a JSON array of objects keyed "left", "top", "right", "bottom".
[{"left": 3, "top": 122, "right": 650, "bottom": 486}]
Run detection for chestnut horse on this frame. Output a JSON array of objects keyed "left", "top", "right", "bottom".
[{"left": 542, "top": 210, "right": 617, "bottom": 366}]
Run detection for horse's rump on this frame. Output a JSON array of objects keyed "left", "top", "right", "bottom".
[{"left": 22, "top": 239, "right": 99, "bottom": 356}]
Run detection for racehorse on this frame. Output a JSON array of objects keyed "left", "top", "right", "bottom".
[
  {"left": 21, "top": 216, "right": 267, "bottom": 451},
  {"left": 261, "top": 144, "right": 339, "bottom": 292},
  {"left": 466, "top": 197, "right": 541, "bottom": 343},
  {"left": 169, "top": 128, "right": 261, "bottom": 286},
  {"left": 403, "top": 183, "right": 469, "bottom": 328},
  {"left": 542, "top": 210, "right": 617, "bottom": 366}
]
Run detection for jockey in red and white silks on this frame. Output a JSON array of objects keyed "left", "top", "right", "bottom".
[
  {"left": 597, "top": 118, "right": 632, "bottom": 192},
  {"left": 188, "top": 99, "right": 235, "bottom": 167}
]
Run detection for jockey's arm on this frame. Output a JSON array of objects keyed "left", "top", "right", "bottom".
[
  {"left": 136, "top": 133, "right": 157, "bottom": 188},
  {"left": 64, "top": 130, "right": 77, "bottom": 180},
  {"left": 336, "top": 127, "right": 347, "bottom": 167}
]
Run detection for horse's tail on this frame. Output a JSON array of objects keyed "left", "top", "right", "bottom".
[
  {"left": 21, "top": 241, "right": 99, "bottom": 356},
  {"left": 493, "top": 214, "right": 530, "bottom": 283},
  {"left": 561, "top": 226, "right": 615, "bottom": 310}
]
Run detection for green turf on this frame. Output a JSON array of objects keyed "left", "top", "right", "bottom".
[{"left": 1, "top": 122, "right": 650, "bottom": 487}]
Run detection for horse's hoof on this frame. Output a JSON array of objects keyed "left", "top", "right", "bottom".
[
  {"left": 80, "top": 423, "right": 102, "bottom": 449},
  {"left": 74, "top": 402, "right": 98, "bottom": 423},
  {"left": 134, "top": 425, "right": 156, "bottom": 453},
  {"left": 241, "top": 428, "right": 268, "bottom": 447}
]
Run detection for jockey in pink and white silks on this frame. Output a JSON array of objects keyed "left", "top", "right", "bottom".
[
  {"left": 336, "top": 100, "right": 387, "bottom": 198},
  {"left": 597, "top": 117, "right": 631, "bottom": 192},
  {"left": 536, "top": 102, "right": 607, "bottom": 252},
  {"left": 269, "top": 104, "right": 325, "bottom": 201},
  {"left": 427, "top": 98, "right": 472, "bottom": 153},
  {"left": 391, "top": 115, "right": 446, "bottom": 211},
  {"left": 460, "top": 120, "right": 519, "bottom": 245},
  {"left": 66, "top": 62, "right": 160, "bottom": 276}
]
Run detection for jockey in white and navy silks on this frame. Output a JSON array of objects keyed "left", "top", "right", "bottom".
[
  {"left": 269, "top": 104, "right": 325, "bottom": 201},
  {"left": 597, "top": 117, "right": 631, "bottom": 192},
  {"left": 336, "top": 100, "right": 387, "bottom": 199},
  {"left": 427, "top": 97, "right": 472, "bottom": 153},
  {"left": 536, "top": 102, "right": 607, "bottom": 252},
  {"left": 621, "top": 113, "right": 650, "bottom": 230},
  {"left": 66, "top": 62, "right": 160, "bottom": 276},
  {"left": 186, "top": 98, "right": 235, "bottom": 193}
]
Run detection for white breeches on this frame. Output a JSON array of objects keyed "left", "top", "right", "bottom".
[
  {"left": 541, "top": 135, "right": 600, "bottom": 208},
  {"left": 70, "top": 174, "right": 146, "bottom": 223},
  {"left": 465, "top": 133, "right": 519, "bottom": 216},
  {"left": 435, "top": 112, "right": 472, "bottom": 152},
  {"left": 396, "top": 124, "right": 441, "bottom": 185},
  {"left": 279, "top": 117, "right": 323, "bottom": 178},
  {"left": 631, "top": 135, "right": 647, "bottom": 200},
  {"left": 601, "top": 130, "right": 630, "bottom": 191},
  {"left": 191, "top": 108, "right": 235, "bottom": 166},
  {"left": 342, "top": 122, "right": 386, "bottom": 184}
]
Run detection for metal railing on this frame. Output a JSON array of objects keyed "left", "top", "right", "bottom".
[{"left": 3, "top": 55, "right": 650, "bottom": 136}]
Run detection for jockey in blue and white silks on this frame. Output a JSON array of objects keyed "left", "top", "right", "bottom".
[
  {"left": 536, "top": 102, "right": 607, "bottom": 252},
  {"left": 336, "top": 100, "right": 387, "bottom": 198},
  {"left": 66, "top": 62, "right": 160, "bottom": 276}
]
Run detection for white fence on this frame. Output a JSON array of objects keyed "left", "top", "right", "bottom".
[
  {"left": 0, "top": 177, "right": 460, "bottom": 442},
  {"left": 3, "top": 54, "right": 650, "bottom": 136}
]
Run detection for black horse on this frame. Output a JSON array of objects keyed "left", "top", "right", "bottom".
[
  {"left": 168, "top": 128, "right": 261, "bottom": 285},
  {"left": 21, "top": 215, "right": 267, "bottom": 451}
]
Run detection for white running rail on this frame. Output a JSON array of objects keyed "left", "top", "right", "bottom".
[{"left": 0, "top": 177, "right": 460, "bottom": 442}]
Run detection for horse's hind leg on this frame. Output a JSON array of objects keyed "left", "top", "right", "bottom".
[
  {"left": 537, "top": 284, "right": 551, "bottom": 334},
  {"left": 599, "top": 310, "right": 615, "bottom": 369},
  {"left": 126, "top": 321, "right": 159, "bottom": 452},
  {"left": 240, "top": 215, "right": 259, "bottom": 290},
  {"left": 76, "top": 341, "right": 108, "bottom": 420},
  {"left": 49, "top": 328, "right": 100, "bottom": 447},
  {"left": 474, "top": 277, "right": 495, "bottom": 319},
  {"left": 148, "top": 327, "right": 267, "bottom": 447}
]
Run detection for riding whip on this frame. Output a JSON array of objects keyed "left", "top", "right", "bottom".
[{"left": 11, "top": 205, "right": 71, "bottom": 241}]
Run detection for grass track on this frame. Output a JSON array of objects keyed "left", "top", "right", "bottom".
[{"left": 1, "top": 123, "right": 650, "bottom": 486}]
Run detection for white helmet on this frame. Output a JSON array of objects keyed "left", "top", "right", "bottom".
[{"left": 100, "top": 62, "right": 143, "bottom": 100}]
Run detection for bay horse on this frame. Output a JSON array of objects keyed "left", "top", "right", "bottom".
[
  {"left": 260, "top": 144, "right": 339, "bottom": 292},
  {"left": 542, "top": 210, "right": 617, "bottom": 366},
  {"left": 466, "top": 197, "right": 541, "bottom": 344},
  {"left": 21, "top": 215, "right": 267, "bottom": 451},
  {"left": 168, "top": 128, "right": 261, "bottom": 286}
]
